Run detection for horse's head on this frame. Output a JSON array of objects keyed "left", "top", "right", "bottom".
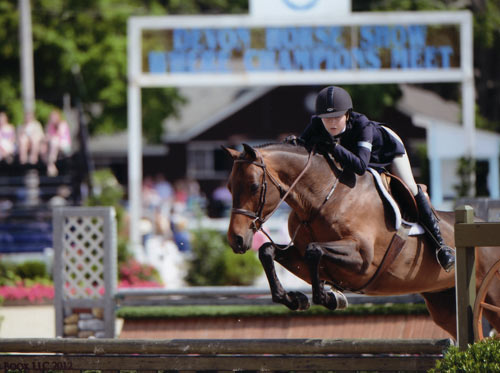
[{"left": 222, "top": 143, "right": 283, "bottom": 254}]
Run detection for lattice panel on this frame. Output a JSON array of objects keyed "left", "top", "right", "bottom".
[{"left": 62, "top": 216, "right": 105, "bottom": 300}]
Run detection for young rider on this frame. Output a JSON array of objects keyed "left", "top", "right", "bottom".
[{"left": 289, "top": 86, "right": 455, "bottom": 272}]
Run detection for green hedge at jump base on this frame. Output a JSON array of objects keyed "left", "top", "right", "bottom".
[
  {"left": 116, "top": 303, "right": 428, "bottom": 319},
  {"left": 430, "top": 338, "right": 500, "bottom": 372}
]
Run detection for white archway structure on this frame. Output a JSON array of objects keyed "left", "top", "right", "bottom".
[{"left": 127, "top": 11, "right": 474, "bottom": 250}]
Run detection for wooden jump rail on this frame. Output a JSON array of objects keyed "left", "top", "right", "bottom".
[{"left": 0, "top": 338, "right": 451, "bottom": 372}]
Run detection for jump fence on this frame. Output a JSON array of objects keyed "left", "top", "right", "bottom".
[
  {"left": 454, "top": 204, "right": 500, "bottom": 349},
  {"left": 0, "top": 337, "right": 451, "bottom": 372}
]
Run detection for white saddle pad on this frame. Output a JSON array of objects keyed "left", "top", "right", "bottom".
[{"left": 367, "top": 168, "right": 425, "bottom": 236}]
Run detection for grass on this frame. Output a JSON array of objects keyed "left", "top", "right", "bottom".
[{"left": 116, "top": 303, "right": 429, "bottom": 319}]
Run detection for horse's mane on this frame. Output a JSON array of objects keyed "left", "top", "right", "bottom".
[
  {"left": 255, "top": 142, "right": 309, "bottom": 155},
  {"left": 255, "top": 142, "right": 355, "bottom": 187}
]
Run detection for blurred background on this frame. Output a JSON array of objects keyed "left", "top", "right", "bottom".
[{"left": 0, "top": 0, "right": 499, "bottom": 312}]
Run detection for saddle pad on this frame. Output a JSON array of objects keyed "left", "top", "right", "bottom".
[{"left": 368, "top": 168, "right": 425, "bottom": 236}]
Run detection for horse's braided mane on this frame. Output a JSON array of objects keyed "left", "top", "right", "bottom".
[{"left": 255, "top": 142, "right": 309, "bottom": 155}]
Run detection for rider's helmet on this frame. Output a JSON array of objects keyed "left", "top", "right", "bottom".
[{"left": 315, "top": 86, "right": 353, "bottom": 118}]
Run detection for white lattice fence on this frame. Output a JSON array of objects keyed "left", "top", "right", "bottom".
[{"left": 53, "top": 207, "right": 117, "bottom": 338}]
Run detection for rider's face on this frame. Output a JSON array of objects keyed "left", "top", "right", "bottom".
[{"left": 321, "top": 114, "right": 347, "bottom": 137}]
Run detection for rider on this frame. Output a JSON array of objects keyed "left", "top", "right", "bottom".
[{"left": 289, "top": 85, "right": 455, "bottom": 272}]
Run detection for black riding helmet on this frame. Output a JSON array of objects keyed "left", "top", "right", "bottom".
[{"left": 315, "top": 86, "right": 353, "bottom": 118}]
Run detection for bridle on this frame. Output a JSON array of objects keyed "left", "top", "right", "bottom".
[
  {"left": 231, "top": 147, "right": 339, "bottom": 248},
  {"left": 231, "top": 149, "right": 312, "bottom": 231}
]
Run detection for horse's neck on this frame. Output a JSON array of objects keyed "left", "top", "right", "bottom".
[
  {"left": 267, "top": 150, "right": 378, "bottom": 213},
  {"left": 267, "top": 151, "right": 341, "bottom": 211}
]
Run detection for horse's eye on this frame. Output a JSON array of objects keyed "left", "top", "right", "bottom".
[{"left": 250, "top": 183, "right": 260, "bottom": 194}]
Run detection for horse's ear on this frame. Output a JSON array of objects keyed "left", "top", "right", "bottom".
[
  {"left": 242, "top": 143, "right": 257, "bottom": 160},
  {"left": 221, "top": 145, "right": 240, "bottom": 160}
]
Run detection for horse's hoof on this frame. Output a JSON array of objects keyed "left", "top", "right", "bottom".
[
  {"left": 287, "top": 291, "right": 310, "bottom": 311},
  {"left": 325, "top": 290, "right": 348, "bottom": 310}
]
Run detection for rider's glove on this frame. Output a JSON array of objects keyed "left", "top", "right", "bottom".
[{"left": 283, "top": 135, "right": 305, "bottom": 146}]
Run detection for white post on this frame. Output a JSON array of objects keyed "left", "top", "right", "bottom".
[
  {"left": 430, "top": 157, "right": 443, "bottom": 207},
  {"left": 461, "top": 12, "right": 475, "bottom": 197},
  {"left": 19, "top": 0, "right": 35, "bottom": 115},
  {"left": 127, "top": 19, "right": 142, "bottom": 251},
  {"left": 489, "top": 156, "right": 499, "bottom": 199}
]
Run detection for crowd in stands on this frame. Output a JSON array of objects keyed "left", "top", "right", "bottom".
[
  {"left": 141, "top": 174, "right": 209, "bottom": 253},
  {"left": 0, "top": 109, "right": 72, "bottom": 176}
]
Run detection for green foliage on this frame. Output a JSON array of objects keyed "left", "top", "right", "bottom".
[
  {"left": 345, "top": 84, "right": 402, "bottom": 120},
  {"left": 430, "top": 338, "right": 500, "bottom": 373},
  {"left": 185, "top": 228, "right": 262, "bottom": 286},
  {"left": 116, "top": 303, "right": 429, "bottom": 319},
  {"left": 0, "top": 1, "right": 249, "bottom": 141},
  {"left": 84, "top": 168, "right": 131, "bottom": 265},
  {"left": 85, "top": 168, "right": 125, "bottom": 228},
  {"left": 0, "top": 261, "right": 20, "bottom": 286},
  {"left": 454, "top": 157, "right": 475, "bottom": 198},
  {"left": 14, "top": 260, "right": 48, "bottom": 280},
  {"left": 0, "top": 260, "right": 50, "bottom": 286},
  {"left": 415, "top": 142, "right": 429, "bottom": 186},
  {"left": 117, "top": 239, "right": 133, "bottom": 265},
  {"left": 220, "top": 246, "right": 263, "bottom": 286}
]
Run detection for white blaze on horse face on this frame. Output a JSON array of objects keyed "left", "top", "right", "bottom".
[{"left": 321, "top": 115, "right": 347, "bottom": 137}]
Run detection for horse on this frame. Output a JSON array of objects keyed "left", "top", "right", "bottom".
[{"left": 223, "top": 142, "right": 500, "bottom": 339}]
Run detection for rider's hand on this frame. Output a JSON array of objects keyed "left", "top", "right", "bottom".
[{"left": 283, "top": 135, "right": 304, "bottom": 146}]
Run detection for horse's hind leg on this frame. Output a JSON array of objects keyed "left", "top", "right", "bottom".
[
  {"left": 421, "top": 288, "right": 457, "bottom": 339},
  {"left": 258, "top": 242, "right": 310, "bottom": 311}
]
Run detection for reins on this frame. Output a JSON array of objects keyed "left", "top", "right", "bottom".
[{"left": 231, "top": 147, "right": 339, "bottom": 249}]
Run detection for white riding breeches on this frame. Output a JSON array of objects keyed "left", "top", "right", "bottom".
[{"left": 382, "top": 126, "right": 419, "bottom": 196}]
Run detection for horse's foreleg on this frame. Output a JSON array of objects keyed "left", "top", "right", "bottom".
[
  {"left": 258, "top": 242, "right": 310, "bottom": 311},
  {"left": 305, "top": 240, "right": 362, "bottom": 310}
]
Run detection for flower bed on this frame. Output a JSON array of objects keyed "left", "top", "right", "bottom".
[
  {"left": 0, "top": 258, "right": 163, "bottom": 305},
  {"left": 0, "top": 283, "right": 54, "bottom": 305},
  {"left": 0, "top": 281, "right": 163, "bottom": 306}
]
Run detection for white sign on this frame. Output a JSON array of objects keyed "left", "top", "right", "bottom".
[
  {"left": 250, "top": 0, "right": 351, "bottom": 19},
  {"left": 127, "top": 10, "right": 474, "bottom": 252}
]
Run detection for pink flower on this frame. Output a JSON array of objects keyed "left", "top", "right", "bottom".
[{"left": 0, "top": 283, "right": 54, "bottom": 303}]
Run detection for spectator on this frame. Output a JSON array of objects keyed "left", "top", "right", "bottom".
[
  {"left": 153, "top": 173, "right": 174, "bottom": 238},
  {"left": 18, "top": 112, "right": 44, "bottom": 165},
  {"left": 48, "top": 185, "right": 71, "bottom": 207},
  {"left": 170, "top": 215, "right": 191, "bottom": 253},
  {"left": 142, "top": 175, "right": 161, "bottom": 213},
  {"left": 42, "top": 110, "right": 72, "bottom": 176},
  {"left": 0, "top": 112, "right": 16, "bottom": 163},
  {"left": 154, "top": 173, "right": 174, "bottom": 205},
  {"left": 210, "top": 181, "right": 232, "bottom": 217}
]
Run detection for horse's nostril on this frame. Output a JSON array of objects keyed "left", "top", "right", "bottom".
[{"left": 236, "top": 235, "right": 244, "bottom": 248}]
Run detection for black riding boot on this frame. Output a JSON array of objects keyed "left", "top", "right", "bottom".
[{"left": 414, "top": 186, "right": 455, "bottom": 272}]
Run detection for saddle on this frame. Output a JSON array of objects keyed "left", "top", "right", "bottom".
[
  {"left": 352, "top": 169, "right": 427, "bottom": 293},
  {"left": 368, "top": 168, "right": 426, "bottom": 236}
]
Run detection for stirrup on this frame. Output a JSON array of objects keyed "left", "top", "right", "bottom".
[{"left": 436, "top": 245, "right": 455, "bottom": 273}]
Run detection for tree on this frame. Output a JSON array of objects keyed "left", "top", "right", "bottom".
[{"left": 0, "top": 0, "right": 248, "bottom": 143}]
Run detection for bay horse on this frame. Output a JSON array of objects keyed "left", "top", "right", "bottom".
[{"left": 223, "top": 143, "right": 500, "bottom": 339}]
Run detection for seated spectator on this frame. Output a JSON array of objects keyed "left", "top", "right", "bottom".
[
  {"left": 42, "top": 110, "right": 72, "bottom": 176},
  {"left": 0, "top": 112, "right": 16, "bottom": 163},
  {"left": 210, "top": 182, "right": 232, "bottom": 217},
  {"left": 18, "top": 112, "right": 44, "bottom": 165}
]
